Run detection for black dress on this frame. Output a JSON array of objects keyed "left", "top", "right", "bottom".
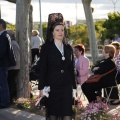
[{"left": 38, "top": 41, "right": 76, "bottom": 116}]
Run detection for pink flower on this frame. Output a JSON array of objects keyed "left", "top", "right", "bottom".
[{"left": 80, "top": 101, "right": 109, "bottom": 119}]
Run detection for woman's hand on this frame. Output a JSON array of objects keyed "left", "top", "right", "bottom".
[
  {"left": 39, "top": 86, "right": 50, "bottom": 98},
  {"left": 73, "top": 89, "right": 78, "bottom": 100}
]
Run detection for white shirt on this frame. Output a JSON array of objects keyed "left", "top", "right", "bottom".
[
  {"left": 30, "top": 36, "right": 42, "bottom": 49},
  {"left": 75, "top": 58, "right": 78, "bottom": 65},
  {"left": 54, "top": 42, "right": 64, "bottom": 55}
]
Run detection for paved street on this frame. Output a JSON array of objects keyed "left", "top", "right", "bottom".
[{"left": 0, "top": 116, "right": 9, "bottom": 120}]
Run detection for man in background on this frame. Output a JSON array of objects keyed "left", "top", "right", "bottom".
[
  {"left": 114, "top": 34, "right": 120, "bottom": 42},
  {"left": 0, "top": 19, "right": 10, "bottom": 108}
]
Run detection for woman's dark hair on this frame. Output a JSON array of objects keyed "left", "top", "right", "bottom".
[
  {"left": 0, "top": 19, "right": 6, "bottom": 29},
  {"left": 50, "top": 22, "right": 64, "bottom": 32},
  {"left": 74, "top": 44, "right": 85, "bottom": 55}
]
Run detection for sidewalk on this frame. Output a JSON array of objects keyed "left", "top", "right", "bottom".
[{"left": 0, "top": 108, "right": 45, "bottom": 120}]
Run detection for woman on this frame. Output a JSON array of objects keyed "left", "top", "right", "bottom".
[
  {"left": 38, "top": 21, "right": 76, "bottom": 120},
  {"left": 107, "top": 41, "right": 120, "bottom": 105},
  {"left": 30, "top": 30, "right": 42, "bottom": 64},
  {"left": 7, "top": 30, "right": 20, "bottom": 103},
  {"left": 82, "top": 45, "right": 117, "bottom": 103},
  {"left": 74, "top": 44, "right": 90, "bottom": 85}
]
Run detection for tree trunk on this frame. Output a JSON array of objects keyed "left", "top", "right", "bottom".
[
  {"left": 28, "top": 5, "right": 33, "bottom": 64},
  {"left": 16, "top": 0, "right": 31, "bottom": 98},
  {"left": 82, "top": 0, "right": 99, "bottom": 65},
  {"left": 29, "top": 5, "right": 33, "bottom": 40}
]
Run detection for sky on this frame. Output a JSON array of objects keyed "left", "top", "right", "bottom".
[{"left": 0, "top": 0, "right": 120, "bottom": 25}]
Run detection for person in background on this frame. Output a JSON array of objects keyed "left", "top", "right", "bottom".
[
  {"left": 0, "top": 19, "right": 10, "bottom": 108},
  {"left": 74, "top": 44, "right": 90, "bottom": 85},
  {"left": 82, "top": 45, "right": 117, "bottom": 103},
  {"left": 30, "top": 30, "right": 42, "bottom": 64},
  {"left": 7, "top": 30, "right": 20, "bottom": 104},
  {"left": 104, "top": 37, "right": 113, "bottom": 45},
  {"left": 106, "top": 41, "right": 120, "bottom": 105},
  {"left": 114, "top": 34, "right": 120, "bottom": 42},
  {"left": 38, "top": 21, "right": 77, "bottom": 120}
]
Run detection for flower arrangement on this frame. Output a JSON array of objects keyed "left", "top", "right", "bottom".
[
  {"left": 14, "top": 97, "right": 46, "bottom": 116},
  {"left": 15, "top": 97, "right": 31, "bottom": 109},
  {"left": 31, "top": 96, "right": 46, "bottom": 116},
  {"left": 80, "top": 101, "right": 109, "bottom": 120}
]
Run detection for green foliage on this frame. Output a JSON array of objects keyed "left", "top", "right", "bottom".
[
  {"left": 42, "top": 23, "right": 47, "bottom": 41},
  {"left": 102, "top": 12, "right": 120, "bottom": 39},
  {"left": 68, "top": 24, "right": 89, "bottom": 48},
  {"left": 6, "top": 24, "right": 15, "bottom": 31},
  {"left": 95, "top": 20, "right": 106, "bottom": 44}
]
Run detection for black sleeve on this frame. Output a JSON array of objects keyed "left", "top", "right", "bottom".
[
  {"left": 38, "top": 43, "right": 48, "bottom": 90},
  {"left": 0, "top": 35, "right": 9, "bottom": 61},
  {"left": 67, "top": 45, "right": 76, "bottom": 89},
  {"left": 94, "top": 59, "right": 116, "bottom": 75}
]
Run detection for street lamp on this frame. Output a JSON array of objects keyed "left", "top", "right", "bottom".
[
  {"left": 39, "top": 0, "right": 43, "bottom": 41},
  {"left": 75, "top": 2, "right": 78, "bottom": 40},
  {"left": 110, "top": 0, "right": 119, "bottom": 12},
  {"left": 0, "top": 5, "right": 1, "bottom": 19}
]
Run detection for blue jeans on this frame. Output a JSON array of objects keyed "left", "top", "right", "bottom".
[{"left": 0, "top": 67, "right": 10, "bottom": 106}]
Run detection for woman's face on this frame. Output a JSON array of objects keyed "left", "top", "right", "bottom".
[
  {"left": 74, "top": 48, "right": 82, "bottom": 58},
  {"left": 102, "top": 49, "right": 109, "bottom": 58},
  {"left": 52, "top": 25, "right": 64, "bottom": 41},
  {"left": 32, "top": 31, "right": 35, "bottom": 36}
]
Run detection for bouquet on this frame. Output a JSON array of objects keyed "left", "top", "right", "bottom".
[
  {"left": 33, "top": 86, "right": 50, "bottom": 107},
  {"left": 80, "top": 101, "right": 109, "bottom": 120},
  {"left": 31, "top": 86, "right": 50, "bottom": 116}
]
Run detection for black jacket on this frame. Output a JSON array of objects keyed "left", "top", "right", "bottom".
[
  {"left": 38, "top": 41, "right": 76, "bottom": 90},
  {"left": 0, "top": 31, "right": 10, "bottom": 67},
  {"left": 93, "top": 57, "right": 117, "bottom": 87}
]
